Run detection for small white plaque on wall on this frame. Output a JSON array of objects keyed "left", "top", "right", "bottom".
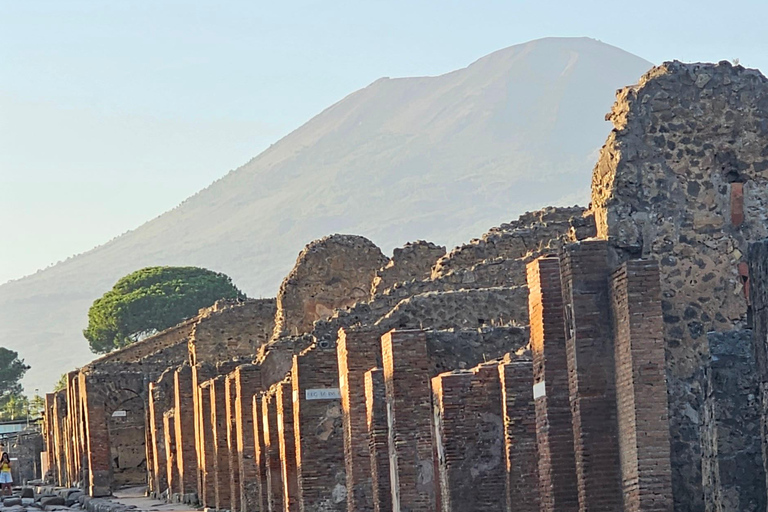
[
  {"left": 111, "top": 410, "right": 127, "bottom": 417},
  {"left": 305, "top": 388, "right": 341, "bottom": 400},
  {"left": 533, "top": 381, "right": 546, "bottom": 400}
]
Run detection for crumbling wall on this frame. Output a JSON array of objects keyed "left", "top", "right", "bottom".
[
  {"left": 590, "top": 60, "right": 768, "bottom": 510},
  {"left": 371, "top": 241, "right": 445, "bottom": 297},
  {"left": 189, "top": 298, "right": 276, "bottom": 365},
  {"left": 272, "top": 234, "right": 388, "bottom": 338}
]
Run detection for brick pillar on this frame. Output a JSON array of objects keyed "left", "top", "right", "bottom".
[
  {"left": 611, "top": 260, "right": 673, "bottom": 511},
  {"left": 234, "top": 364, "right": 263, "bottom": 512},
  {"left": 80, "top": 373, "right": 112, "bottom": 497},
  {"left": 194, "top": 363, "right": 215, "bottom": 500},
  {"left": 148, "top": 380, "right": 169, "bottom": 495},
  {"left": 262, "top": 388, "right": 284, "bottom": 512},
  {"left": 337, "top": 327, "right": 379, "bottom": 512},
  {"left": 164, "top": 410, "right": 179, "bottom": 496},
  {"left": 211, "top": 376, "right": 232, "bottom": 511},
  {"left": 381, "top": 329, "right": 435, "bottom": 512},
  {"left": 51, "top": 390, "right": 68, "bottom": 487},
  {"left": 226, "top": 375, "right": 241, "bottom": 512},
  {"left": 173, "top": 365, "right": 197, "bottom": 496},
  {"left": 291, "top": 345, "right": 347, "bottom": 512},
  {"left": 432, "top": 363, "right": 505, "bottom": 512},
  {"left": 749, "top": 238, "right": 768, "bottom": 504},
  {"left": 276, "top": 380, "right": 300, "bottom": 512},
  {"left": 44, "top": 393, "right": 56, "bottom": 481},
  {"left": 498, "top": 358, "right": 539, "bottom": 512},
  {"left": 253, "top": 393, "right": 268, "bottom": 512},
  {"left": 365, "top": 368, "right": 390, "bottom": 512},
  {"left": 702, "top": 330, "right": 766, "bottom": 512},
  {"left": 526, "top": 256, "right": 578, "bottom": 511},
  {"left": 560, "top": 241, "right": 623, "bottom": 510},
  {"left": 199, "top": 381, "right": 216, "bottom": 508},
  {"left": 66, "top": 371, "right": 81, "bottom": 487}
]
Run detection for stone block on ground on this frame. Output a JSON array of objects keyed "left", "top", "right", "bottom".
[
  {"left": 2, "top": 497, "right": 22, "bottom": 506},
  {"left": 20, "top": 489, "right": 33, "bottom": 499},
  {"left": 40, "top": 496, "right": 65, "bottom": 506}
]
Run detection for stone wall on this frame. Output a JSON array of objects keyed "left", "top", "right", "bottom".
[
  {"left": 590, "top": 60, "right": 768, "bottom": 510},
  {"left": 272, "top": 234, "right": 388, "bottom": 338},
  {"left": 371, "top": 240, "right": 445, "bottom": 296}
]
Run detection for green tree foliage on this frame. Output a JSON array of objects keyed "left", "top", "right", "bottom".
[
  {"left": 53, "top": 373, "right": 68, "bottom": 392},
  {"left": 0, "top": 348, "right": 29, "bottom": 400},
  {"left": 83, "top": 266, "right": 245, "bottom": 354}
]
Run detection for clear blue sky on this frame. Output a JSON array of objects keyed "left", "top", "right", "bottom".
[{"left": 1, "top": 0, "right": 766, "bottom": 285}]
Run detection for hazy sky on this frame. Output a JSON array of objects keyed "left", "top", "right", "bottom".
[{"left": 2, "top": 0, "right": 767, "bottom": 285}]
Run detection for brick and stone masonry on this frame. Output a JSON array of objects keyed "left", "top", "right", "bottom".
[
  {"left": 702, "top": 330, "right": 766, "bottom": 512},
  {"left": 262, "top": 388, "right": 284, "bottom": 512},
  {"left": 337, "top": 327, "right": 380, "bottom": 512},
  {"left": 252, "top": 393, "right": 268, "bottom": 512},
  {"left": 163, "top": 410, "right": 179, "bottom": 496},
  {"left": 233, "top": 364, "right": 263, "bottom": 512},
  {"left": 211, "top": 376, "right": 232, "bottom": 511},
  {"left": 276, "top": 379, "right": 300, "bottom": 512},
  {"left": 173, "top": 365, "right": 197, "bottom": 497},
  {"left": 750, "top": 238, "right": 768, "bottom": 495},
  {"left": 79, "top": 373, "right": 112, "bottom": 497},
  {"left": 225, "top": 375, "right": 241, "bottom": 512},
  {"left": 381, "top": 329, "right": 436, "bottom": 512},
  {"left": 431, "top": 363, "right": 506, "bottom": 512},
  {"left": 193, "top": 363, "right": 215, "bottom": 501},
  {"left": 498, "top": 357, "right": 539, "bottom": 512},
  {"left": 198, "top": 381, "right": 216, "bottom": 508},
  {"left": 148, "top": 374, "right": 173, "bottom": 496},
  {"left": 560, "top": 241, "right": 623, "bottom": 510},
  {"left": 526, "top": 256, "right": 579, "bottom": 512},
  {"left": 611, "top": 260, "right": 674, "bottom": 512},
  {"left": 365, "top": 368, "right": 391, "bottom": 512},
  {"left": 291, "top": 345, "right": 347, "bottom": 512}
]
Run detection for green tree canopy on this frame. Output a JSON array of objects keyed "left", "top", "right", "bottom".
[
  {"left": 83, "top": 266, "right": 245, "bottom": 354},
  {"left": 0, "top": 348, "right": 29, "bottom": 400}
]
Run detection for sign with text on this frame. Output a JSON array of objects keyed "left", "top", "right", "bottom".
[
  {"left": 305, "top": 388, "right": 341, "bottom": 400},
  {"left": 111, "top": 410, "right": 127, "bottom": 417}
]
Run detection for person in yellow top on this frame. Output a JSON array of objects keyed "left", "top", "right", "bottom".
[{"left": 0, "top": 453, "right": 12, "bottom": 496}]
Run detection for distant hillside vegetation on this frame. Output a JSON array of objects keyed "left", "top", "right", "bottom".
[{"left": 0, "top": 37, "right": 653, "bottom": 391}]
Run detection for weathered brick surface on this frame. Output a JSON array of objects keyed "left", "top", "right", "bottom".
[
  {"left": 233, "top": 364, "right": 263, "bottom": 512},
  {"left": 252, "top": 393, "right": 268, "bottom": 512},
  {"left": 148, "top": 370, "right": 175, "bottom": 496},
  {"left": 498, "top": 358, "right": 539, "bottom": 512},
  {"left": 199, "top": 381, "right": 216, "bottom": 508},
  {"left": 702, "top": 330, "right": 766, "bottom": 512},
  {"left": 193, "top": 363, "right": 215, "bottom": 500},
  {"left": 225, "top": 375, "right": 241, "bottom": 512},
  {"left": 262, "top": 389, "right": 284, "bottom": 512},
  {"left": 211, "top": 376, "right": 232, "bottom": 510},
  {"left": 337, "top": 327, "right": 380, "bottom": 511},
  {"left": 52, "top": 390, "right": 69, "bottom": 487},
  {"left": 560, "top": 241, "right": 623, "bottom": 511},
  {"left": 173, "top": 365, "right": 197, "bottom": 495},
  {"left": 163, "top": 410, "right": 179, "bottom": 495},
  {"left": 276, "top": 380, "right": 300, "bottom": 512},
  {"left": 365, "top": 368, "right": 391, "bottom": 512},
  {"left": 611, "top": 261, "right": 673, "bottom": 512},
  {"left": 432, "top": 363, "right": 505, "bottom": 512},
  {"left": 291, "top": 345, "right": 347, "bottom": 512},
  {"left": 526, "top": 256, "right": 578, "bottom": 512},
  {"left": 381, "top": 329, "right": 435, "bottom": 512}
]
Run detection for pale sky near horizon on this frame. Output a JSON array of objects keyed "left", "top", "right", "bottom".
[{"left": 2, "top": 0, "right": 767, "bottom": 285}]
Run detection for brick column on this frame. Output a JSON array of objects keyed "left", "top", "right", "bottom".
[
  {"left": 365, "top": 368, "right": 390, "bottom": 512},
  {"left": 560, "top": 241, "right": 623, "bottom": 510},
  {"left": 193, "top": 363, "right": 215, "bottom": 500},
  {"left": 611, "top": 260, "right": 673, "bottom": 511},
  {"left": 276, "top": 380, "right": 300, "bottom": 512},
  {"left": 381, "top": 329, "right": 436, "bottom": 512},
  {"left": 211, "top": 376, "right": 232, "bottom": 511},
  {"left": 52, "top": 390, "right": 69, "bottom": 487},
  {"left": 80, "top": 373, "right": 112, "bottom": 497},
  {"left": 337, "top": 327, "right": 380, "bottom": 512},
  {"left": 148, "top": 380, "right": 169, "bottom": 496},
  {"left": 226, "top": 375, "right": 241, "bottom": 512},
  {"left": 291, "top": 345, "right": 347, "bottom": 512},
  {"left": 199, "top": 381, "right": 216, "bottom": 508},
  {"left": 234, "top": 364, "right": 263, "bottom": 512},
  {"left": 498, "top": 358, "right": 539, "bottom": 512},
  {"left": 173, "top": 365, "right": 197, "bottom": 496},
  {"left": 252, "top": 393, "right": 268, "bottom": 512},
  {"left": 432, "top": 363, "right": 505, "bottom": 512},
  {"left": 262, "top": 388, "right": 284, "bottom": 512},
  {"left": 44, "top": 393, "right": 56, "bottom": 481},
  {"left": 163, "top": 410, "right": 179, "bottom": 496},
  {"left": 526, "top": 256, "right": 578, "bottom": 511}
]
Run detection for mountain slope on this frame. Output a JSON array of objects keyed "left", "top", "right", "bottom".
[{"left": 0, "top": 37, "right": 652, "bottom": 391}]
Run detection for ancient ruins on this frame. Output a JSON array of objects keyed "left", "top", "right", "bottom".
[{"left": 42, "top": 60, "right": 768, "bottom": 511}]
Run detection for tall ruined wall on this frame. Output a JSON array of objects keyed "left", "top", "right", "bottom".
[
  {"left": 272, "top": 234, "right": 388, "bottom": 338},
  {"left": 189, "top": 298, "right": 276, "bottom": 365},
  {"left": 591, "top": 60, "right": 768, "bottom": 510},
  {"left": 371, "top": 241, "right": 445, "bottom": 297}
]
